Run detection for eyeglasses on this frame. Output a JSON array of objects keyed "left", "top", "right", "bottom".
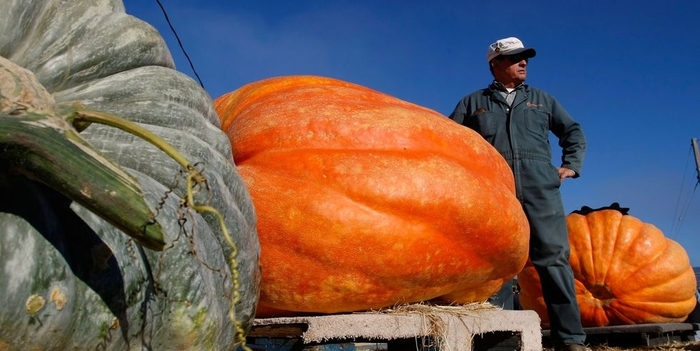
[{"left": 497, "top": 54, "right": 529, "bottom": 63}]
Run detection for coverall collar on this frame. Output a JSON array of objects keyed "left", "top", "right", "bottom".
[
  {"left": 488, "top": 80, "right": 528, "bottom": 107},
  {"left": 490, "top": 80, "right": 525, "bottom": 92}
]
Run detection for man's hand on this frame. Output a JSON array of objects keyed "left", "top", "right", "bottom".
[{"left": 558, "top": 167, "right": 576, "bottom": 182}]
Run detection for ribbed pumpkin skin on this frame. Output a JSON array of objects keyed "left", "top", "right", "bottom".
[
  {"left": 214, "top": 75, "right": 530, "bottom": 316},
  {"left": 518, "top": 207, "right": 697, "bottom": 327},
  {"left": 0, "top": 0, "right": 259, "bottom": 349}
]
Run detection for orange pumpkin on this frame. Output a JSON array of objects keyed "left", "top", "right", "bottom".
[
  {"left": 518, "top": 203, "right": 698, "bottom": 327},
  {"left": 214, "top": 75, "right": 529, "bottom": 316}
]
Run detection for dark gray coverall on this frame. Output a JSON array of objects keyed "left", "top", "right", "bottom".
[{"left": 449, "top": 81, "right": 587, "bottom": 346}]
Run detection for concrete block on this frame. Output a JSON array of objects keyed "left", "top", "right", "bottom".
[{"left": 248, "top": 306, "right": 542, "bottom": 350}]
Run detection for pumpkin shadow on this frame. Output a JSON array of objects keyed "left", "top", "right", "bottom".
[{"left": 0, "top": 169, "right": 130, "bottom": 344}]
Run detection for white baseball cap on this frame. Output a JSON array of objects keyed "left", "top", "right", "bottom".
[{"left": 486, "top": 37, "right": 537, "bottom": 62}]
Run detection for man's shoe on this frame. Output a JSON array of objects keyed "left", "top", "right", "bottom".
[{"left": 555, "top": 343, "right": 587, "bottom": 351}]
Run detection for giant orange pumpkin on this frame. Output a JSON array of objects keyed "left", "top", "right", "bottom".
[
  {"left": 518, "top": 203, "right": 697, "bottom": 327},
  {"left": 214, "top": 75, "right": 529, "bottom": 316}
]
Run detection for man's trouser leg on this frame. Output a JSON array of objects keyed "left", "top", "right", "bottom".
[{"left": 522, "top": 179, "right": 585, "bottom": 346}]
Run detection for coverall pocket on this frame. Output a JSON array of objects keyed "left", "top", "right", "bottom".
[
  {"left": 524, "top": 109, "right": 549, "bottom": 138},
  {"left": 469, "top": 110, "right": 499, "bottom": 139}
]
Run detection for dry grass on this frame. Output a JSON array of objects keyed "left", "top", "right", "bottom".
[{"left": 368, "top": 301, "right": 499, "bottom": 350}]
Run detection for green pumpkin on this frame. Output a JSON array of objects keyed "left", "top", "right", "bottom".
[{"left": 0, "top": 0, "right": 260, "bottom": 350}]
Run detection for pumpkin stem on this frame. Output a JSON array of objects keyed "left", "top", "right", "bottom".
[
  {"left": 0, "top": 113, "right": 166, "bottom": 251},
  {"left": 571, "top": 202, "right": 630, "bottom": 216},
  {"left": 65, "top": 103, "right": 251, "bottom": 349}
]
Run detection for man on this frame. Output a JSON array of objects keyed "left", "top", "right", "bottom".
[{"left": 449, "top": 37, "right": 587, "bottom": 351}]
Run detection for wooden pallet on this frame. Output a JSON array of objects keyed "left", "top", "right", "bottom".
[{"left": 542, "top": 322, "right": 700, "bottom": 348}]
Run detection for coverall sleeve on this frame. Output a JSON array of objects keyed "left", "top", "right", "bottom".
[
  {"left": 449, "top": 98, "right": 468, "bottom": 125},
  {"left": 550, "top": 98, "right": 586, "bottom": 177}
]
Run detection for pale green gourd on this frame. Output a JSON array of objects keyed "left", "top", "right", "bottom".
[{"left": 0, "top": 0, "right": 260, "bottom": 350}]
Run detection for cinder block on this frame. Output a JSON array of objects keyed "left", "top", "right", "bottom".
[{"left": 248, "top": 308, "right": 542, "bottom": 351}]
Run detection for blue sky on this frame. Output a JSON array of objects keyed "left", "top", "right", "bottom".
[{"left": 123, "top": 0, "right": 700, "bottom": 266}]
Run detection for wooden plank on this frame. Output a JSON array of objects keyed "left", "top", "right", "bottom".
[
  {"left": 542, "top": 322, "right": 700, "bottom": 336},
  {"left": 542, "top": 323, "right": 700, "bottom": 349},
  {"left": 249, "top": 323, "right": 308, "bottom": 338},
  {"left": 583, "top": 322, "right": 697, "bottom": 334}
]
